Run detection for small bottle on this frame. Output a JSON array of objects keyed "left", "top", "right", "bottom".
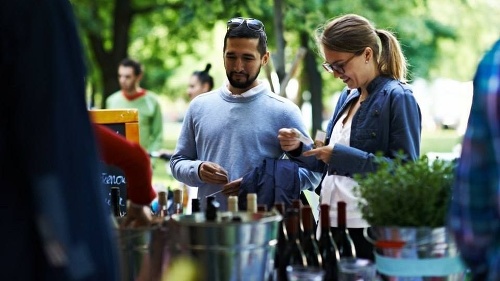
[
  {"left": 173, "top": 188, "right": 183, "bottom": 214},
  {"left": 318, "top": 204, "right": 340, "bottom": 281},
  {"left": 247, "top": 193, "right": 257, "bottom": 214},
  {"left": 279, "top": 208, "right": 307, "bottom": 281},
  {"left": 205, "top": 196, "right": 219, "bottom": 221},
  {"left": 335, "top": 201, "right": 356, "bottom": 259},
  {"left": 110, "top": 186, "right": 122, "bottom": 217},
  {"left": 227, "top": 195, "right": 239, "bottom": 213},
  {"left": 301, "top": 205, "right": 322, "bottom": 267},
  {"left": 191, "top": 198, "right": 201, "bottom": 213},
  {"left": 157, "top": 191, "right": 168, "bottom": 217}
]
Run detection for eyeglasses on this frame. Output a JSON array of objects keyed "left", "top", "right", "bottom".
[
  {"left": 322, "top": 54, "right": 357, "bottom": 74},
  {"left": 227, "top": 17, "right": 265, "bottom": 32}
]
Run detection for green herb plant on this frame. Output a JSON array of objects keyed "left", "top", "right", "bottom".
[{"left": 353, "top": 153, "right": 455, "bottom": 228}]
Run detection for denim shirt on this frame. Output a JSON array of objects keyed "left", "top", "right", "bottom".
[{"left": 292, "top": 76, "right": 421, "bottom": 187}]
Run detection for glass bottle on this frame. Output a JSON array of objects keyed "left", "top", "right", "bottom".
[
  {"left": 110, "top": 186, "right": 122, "bottom": 217},
  {"left": 279, "top": 208, "right": 307, "bottom": 281},
  {"left": 157, "top": 191, "right": 168, "bottom": 217},
  {"left": 257, "top": 204, "right": 267, "bottom": 213},
  {"left": 247, "top": 193, "right": 257, "bottom": 214},
  {"left": 191, "top": 198, "right": 201, "bottom": 213},
  {"left": 274, "top": 202, "right": 288, "bottom": 278},
  {"left": 334, "top": 201, "right": 356, "bottom": 259},
  {"left": 291, "top": 199, "right": 303, "bottom": 241},
  {"left": 301, "top": 205, "right": 322, "bottom": 268},
  {"left": 173, "top": 188, "right": 183, "bottom": 214},
  {"left": 318, "top": 204, "right": 340, "bottom": 281},
  {"left": 205, "top": 195, "right": 219, "bottom": 221},
  {"left": 228, "top": 195, "right": 239, "bottom": 213}
]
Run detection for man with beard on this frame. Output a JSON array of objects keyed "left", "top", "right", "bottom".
[
  {"left": 106, "top": 58, "right": 164, "bottom": 154},
  {"left": 170, "top": 17, "right": 321, "bottom": 210}
]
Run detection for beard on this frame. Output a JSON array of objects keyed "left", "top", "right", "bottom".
[{"left": 227, "top": 67, "right": 261, "bottom": 89}]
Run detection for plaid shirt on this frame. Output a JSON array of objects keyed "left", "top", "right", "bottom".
[{"left": 449, "top": 39, "right": 500, "bottom": 280}]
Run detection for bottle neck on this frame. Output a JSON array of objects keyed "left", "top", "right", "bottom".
[
  {"left": 337, "top": 201, "right": 347, "bottom": 230},
  {"left": 320, "top": 204, "right": 330, "bottom": 229},
  {"left": 286, "top": 210, "right": 300, "bottom": 241}
]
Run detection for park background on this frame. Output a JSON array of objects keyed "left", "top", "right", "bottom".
[{"left": 70, "top": 0, "right": 500, "bottom": 187}]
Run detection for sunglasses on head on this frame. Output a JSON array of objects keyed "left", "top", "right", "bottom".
[{"left": 227, "top": 17, "right": 265, "bottom": 32}]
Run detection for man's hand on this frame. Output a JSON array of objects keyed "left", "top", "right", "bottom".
[
  {"left": 199, "top": 162, "right": 229, "bottom": 184},
  {"left": 278, "top": 128, "right": 302, "bottom": 151},
  {"left": 302, "top": 145, "right": 333, "bottom": 164},
  {"left": 222, "top": 178, "right": 242, "bottom": 196},
  {"left": 121, "top": 204, "right": 152, "bottom": 228}
]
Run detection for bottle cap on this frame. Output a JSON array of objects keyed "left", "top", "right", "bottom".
[
  {"left": 173, "top": 189, "right": 183, "bottom": 203},
  {"left": 158, "top": 191, "right": 167, "bottom": 205}
]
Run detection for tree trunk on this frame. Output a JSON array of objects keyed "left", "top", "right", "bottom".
[
  {"left": 273, "top": 0, "right": 286, "bottom": 92},
  {"left": 86, "top": 0, "right": 133, "bottom": 108},
  {"left": 300, "top": 32, "right": 323, "bottom": 134}
]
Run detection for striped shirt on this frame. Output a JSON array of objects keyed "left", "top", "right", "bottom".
[{"left": 449, "top": 39, "right": 500, "bottom": 280}]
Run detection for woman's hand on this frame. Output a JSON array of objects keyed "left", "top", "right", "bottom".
[
  {"left": 303, "top": 145, "right": 333, "bottom": 164},
  {"left": 278, "top": 128, "right": 301, "bottom": 151}
]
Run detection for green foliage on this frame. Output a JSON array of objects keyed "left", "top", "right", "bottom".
[{"left": 353, "top": 153, "right": 455, "bottom": 227}]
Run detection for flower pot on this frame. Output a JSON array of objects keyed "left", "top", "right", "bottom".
[{"left": 365, "top": 226, "right": 466, "bottom": 281}]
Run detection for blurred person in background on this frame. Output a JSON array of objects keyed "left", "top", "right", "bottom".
[
  {"left": 106, "top": 58, "right": 164, "bottom": 154},
  {"left": 187, "top": 63, "right": 215, "bottom": 100},
  {"left": 278, "top": 14, "right": 421, "bottom": 261},
  {"left": 449, "top": 38, "right": 500, "bottom": 281},
  {"left": 1, "top": 0, "right": 119, "bottom": 279}
]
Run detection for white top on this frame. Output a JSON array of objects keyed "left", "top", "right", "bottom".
[{"left": 319, "top": 105, "right": 369, "bottom": 230}]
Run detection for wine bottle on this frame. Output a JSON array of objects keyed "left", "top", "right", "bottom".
[
  {"left": 205, "top": 195, "right": 219, "bottom": 221},
  {"left": 247, "top": 193, "right": 257, "bottom": 214},
  {"left": 173, "top": 188, "right": 183, "bottom": 214},
  {"left": 291, "top": 199, "right": 303, "bottom": 241},
  {"left": 182, "top": 184, "right": 189, "bottom": 212},
  {"left": 273, "top": 202, "right": 288, "bottom": 279},
  {"left": 110, "top": 186, "right": 122, "bottom": 217},
  {"left": 257, "top": 204, "right": 267, "bottom": 213},
  {"left": 191, "top": 198, "right": 201, "bottom": 213},
  {"left": 279, "top": 208, "right": 307, "bottom": 281},
  {"left": 334, "top": 201, "right": 356, "bottom": 258},
  {"left": 318, "top": 204, "right": 340, "bottom": 281},
  {"left": 227, "top": 195, "right": 238, "bottom": 213},
  {"left": 157, "top": 191, "right": 168, "bottom": 217},
  {"left": 301, "top": 205, "right": 322, "bottom": 267}
]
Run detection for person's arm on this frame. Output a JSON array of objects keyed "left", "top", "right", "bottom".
[
  {"left": 94, "top": 124, "right": 156, "bottom": 205},
  {"left": 449, "top": 41, "right": 500, "bottom": 278},
  {"left": 94, "top": 124, "right": 157, "bottom": 228},
  {"left": 328, "top": 86, "right": 421, "bottom": 176}
]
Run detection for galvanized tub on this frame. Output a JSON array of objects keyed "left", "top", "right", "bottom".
[
  {"left": 366, "top": 227, "right": 467, "bottom": 281},
  {"left": 116, "top": 219, "right": 186, "bottom": 281},
  {"left": 172, "top": 212, "right": 281, "bottom": 281}
]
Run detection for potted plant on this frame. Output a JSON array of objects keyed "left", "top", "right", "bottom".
[
  {"left": 353, "top": 153, "right": 465, "bottom": 280},
  {"left": 354, "top": 153, "right": 454, "bottom": 228}
]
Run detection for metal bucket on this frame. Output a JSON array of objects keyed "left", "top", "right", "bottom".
[
  {"left": 116, "top": 219, "right": 186, "bottom": 281},
  {"left": 172, "top": 212, "right": 282, "bottom": 281},
  {"left": 366, "top": 227, "right": 467, "bottom": 281}
]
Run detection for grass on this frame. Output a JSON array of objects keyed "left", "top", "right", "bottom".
[
  {"left": 152, "top": 123, "right": 463, "bottom": 189},
  {"left": 421, "top": 128, "right": 462, "bottom": 155}
]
